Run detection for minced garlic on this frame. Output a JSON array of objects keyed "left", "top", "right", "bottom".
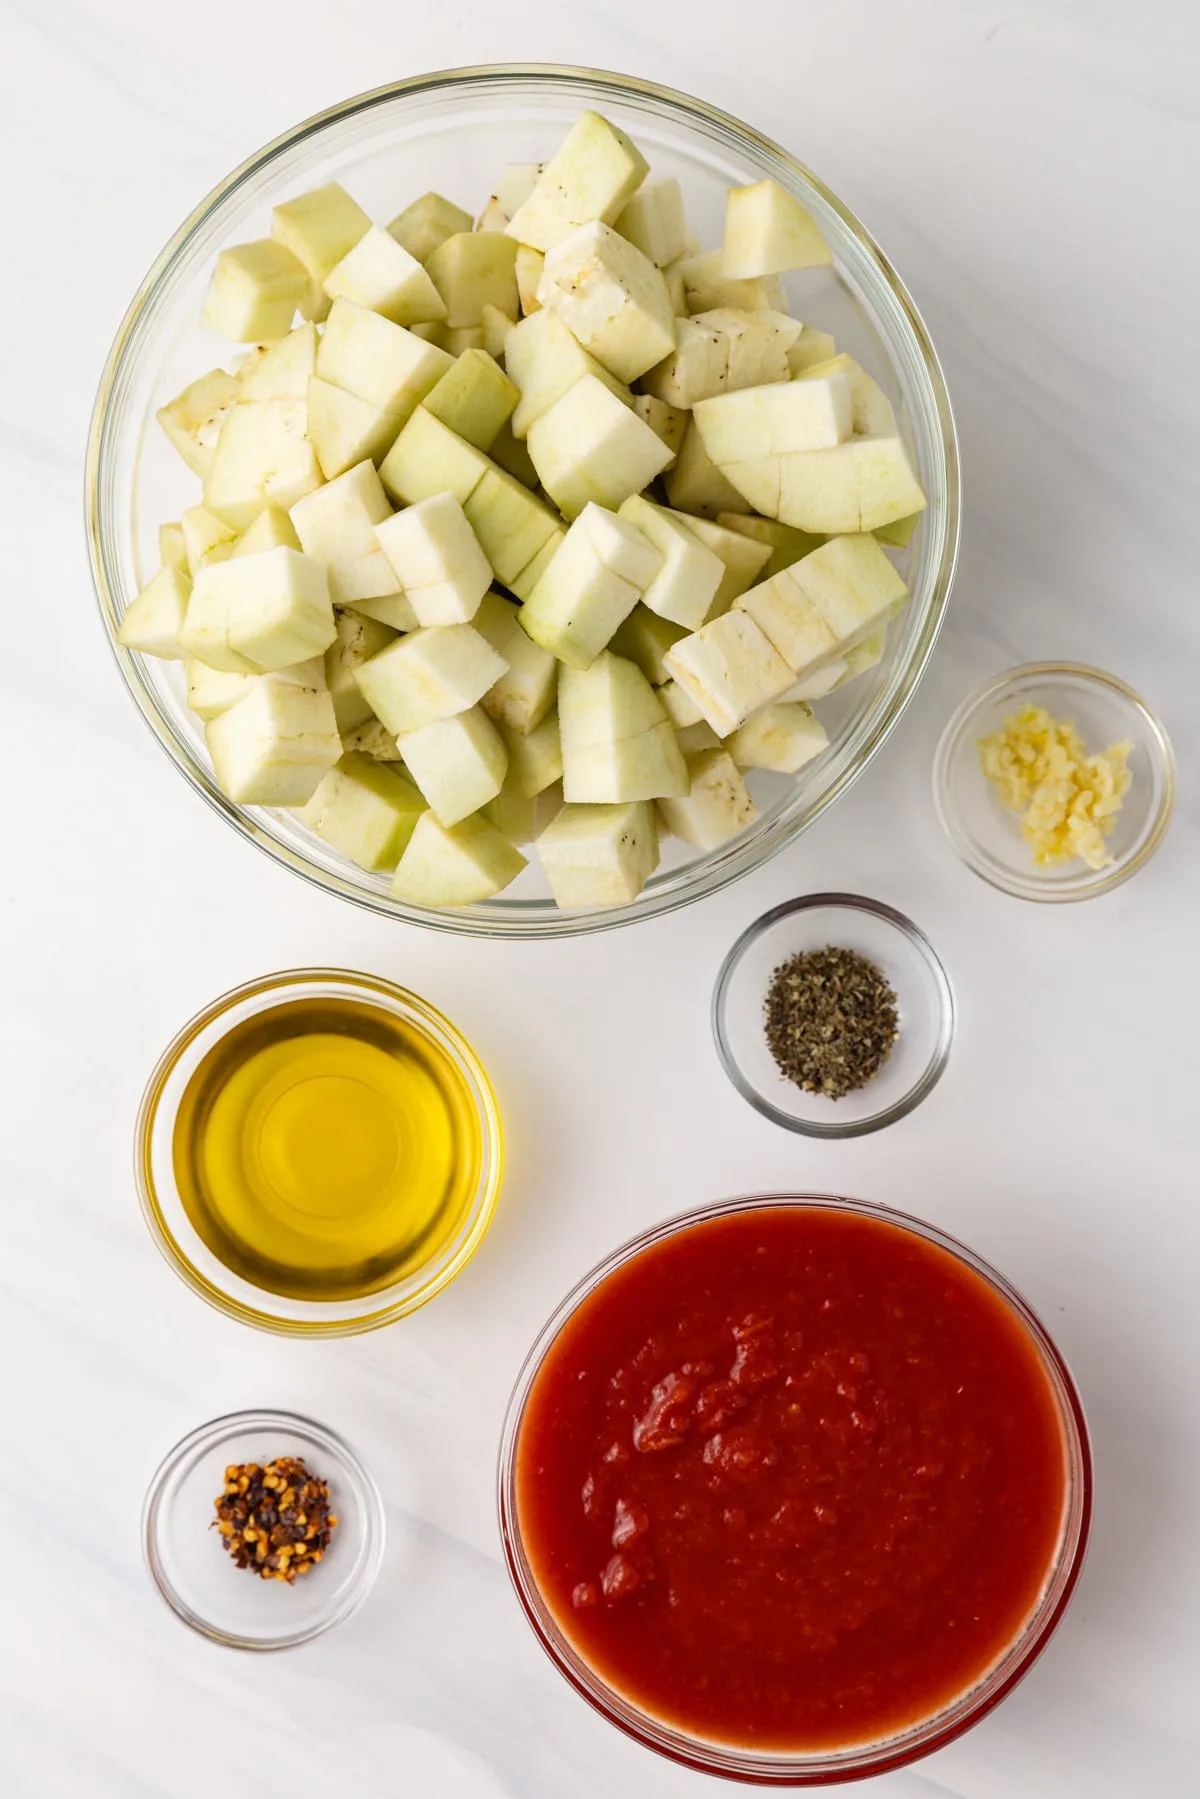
[{"left": 979, "top": 704, "right": 1132, "bottom": 871}]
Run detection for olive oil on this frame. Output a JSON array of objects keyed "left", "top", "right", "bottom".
[{"left": 173, "top": 995, "right": 484, "bottom": 1301}]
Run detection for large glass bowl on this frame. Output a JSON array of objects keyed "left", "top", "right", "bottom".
[
  {"left": 498, "top": 1195, "right": 1092, "bottom": 1784},
  {"left": 87, "top": 64, "right": 960, "bottom": 939}
]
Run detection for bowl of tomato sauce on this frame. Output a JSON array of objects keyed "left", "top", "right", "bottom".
[{"left": 498, "top": 1196, "right": 1091, "bottom": 1784}]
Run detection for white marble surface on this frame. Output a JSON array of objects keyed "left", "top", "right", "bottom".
[{"left": 3, "top": 3, "right": 1198, "bottom": 1794}]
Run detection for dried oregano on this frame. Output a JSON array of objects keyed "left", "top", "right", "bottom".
[{"left": 764, "top": 946, "right": 899, "bottom": 1099}]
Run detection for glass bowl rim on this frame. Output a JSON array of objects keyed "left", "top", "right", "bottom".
[
  {"left": 496, "top": 1191, "right": 1093, "bottom": 1784},
  {"left": 85, "top": 61, "right": 961, "bottom": 940},
  {"left": 711, "top": 893, "right": 955, "bottom": 1137},
  {"left": 932, "top": 660, "right": 1176, "bottom": 903},
  {"left": 134, "top": 966, "right": 503, "bottom": 1336},
  {"left": 142, "top": 1406, "right": 386, "bottom": 1651}
]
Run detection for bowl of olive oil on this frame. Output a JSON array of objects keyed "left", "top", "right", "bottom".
[{"left": 137, "top": 970, "right": 502, "bottom": 1334}]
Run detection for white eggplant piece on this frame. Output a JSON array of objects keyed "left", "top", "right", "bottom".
[
  {"left": 185, "top": 654, "right": 325, "bottom": 723},
  {"left": 462, "top": 468, "right": 562, "bottom": 589},
  {"left": 526, "top": 375, "right": 672, "bottom": 521},
  {"left": 483, "top": 777, "right": 564, "bottom": 846},
  {"left": 722, "top": 179, "right": 832, "bottom": 279},
  {"left": 470, "top": 592, "right": 560, "bottom": 736},
  {"left": 271, "top": 182, "right": 371, "bottom": 321},
  {"left": 202, "top": 240, "right": 310, "bottom": 341},
  {"left": 536, "top": 801, "right": 658, "bottom": 908},
  {"left": 496, "top": 163, "right": 543, "bottom": 218},
  {"left": 480, "top": 303, "right": 516, "bottom": 362},
  {"left": 391, "top": 810, "right": 526, "bottom": 905},
  {"left": 117, "top": 565, "right": 192, "bottom": 660},
  {"left": 608, "top": 607, "right": 686, "bottom": 686},
  {"left": 505, "top": 309, "right": 629, "bottom": 438},
  {"left": 203, "top": 398, "right": 322, "bottom": 527},
  {"left": 387, "top": 192, "right": 473, "bottom": 263},
  {"left": 425, "top": 232, "right": 519, "bottom": 327},
  {"left": 295, "top": 753, "right": 424, "bottom": 870},
  {"left": 306, "top": 377, "right": 396, "bottom": 479},
  {"left": 633, "top": 394, "right": 688, "bottom": 456},
  {"left": 663, "top": 420, "right": 753, "bottom": 519},
  {"left": 206, "top": 680, "right": 341, "bottom": 805},
  {"left": 159, "top": 522, "right": 188, "bottom": 571},
  {"left": 613, "top": 177, "right": 688, "bottom": 267},
  {"left": 786, "top": 326, "right": 837, "bottom": 374},
  {"left": 398, "top": 705, "right": 508, "bottom": 825},
  {"left": 617, "top": 495, "right": 724, "bottom": 630},
  {"left": 677, "top": 249, "right": 786, "bottom": 315},
  {"left": 377, "top": 407, "right": 491, "bottom": 507},
  {"left": 657, "top": 748, "right": 757, "bottom": 849},
  {"left": 496, "top": 711, "right": 563, "bottom": 795},
  {"left": 519, "top": 503, "right": 660, "bottom": 670},
  {"left": 316, "top": 299, "right": 453, "bottom": 421},
  {"left": 785, "top": 533, "right": 907, "bottom": 646},
  {"left": 734, "top": 566, "right": 840, "bottom": 676},
  {"left": 325, "top": 609, "right": 396, "bottom": 732},
  {"left": 423, "top": 348, "right": 519, "bottom": 450},
  {"left": 692, "top": 374, "right": 852, "bottom": 463},
  {"left": 290, "top": 460, "right": 391, "bottom": 563},
  {"left": 182, "top": 546, "right": 336, "bottom": 673},
  {"left": 353, "top": 624, "right": 507, "bottom": 735},
  {"left": 506, "top": 111, "right": 648, "bottom": 252},
  {"left": 665, "top": 512, "right": 771, "bottom": 616},
  {"left": 774, "top": 437, "right": 927, "bottom": 534},
  {"left": 559, "top": 652, "right": 686, "bottom": 803},
  {"left": 662, "top": 610, "right": 793, "bottom": 737},
  {"left": 795, "top": 352, "right": 897, "bottom": 436},
  {"left": 237, "top": 323, "right": 318, "bottom": 400},
  {"left": 726, "top": 703, "right": 828, "bottom": 775},
  {"left": 375, "top": 492, "right": 492, "bottom": 627},
  {"left": 181, "top": 504, "right": 238, "bottom": 574},
  {"left": 323, "top": 225, "right": 448, "bottom": 326},
  {"left": 536, "top": 222, "right": 675, "bottom": 384},
  {"left": 235, "top": 508, "right": 301, "bottom": 557},
  {"left": 157, "top": 369, "right": 240, "bottom": 476},
  {"left": 778, "top": 658, "right": 847, "bottom": 702},
  {"left": 515, "top": 245, "right": 545, "bottom": 315}
]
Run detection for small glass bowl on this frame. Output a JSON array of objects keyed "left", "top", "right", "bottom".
[
  {"left": 498, "top": 1194, "right": 1092, "bottom": 1784},
  {"left": 135, "top": 968, "right": 503, "bottom": 1335},
  {"left": 933, "top": 662, "right": 1175, "bottom": 902},
  {"left": 143, "top": 1409, "right": 385, "bottom": 1650},
  {"left": 713, "top": 895, "right": 954, "bottom": 1138}
]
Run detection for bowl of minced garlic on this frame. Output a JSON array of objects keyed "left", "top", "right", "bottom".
[
  {"left": 934, "top": 663, "right": 1174, "bottom": 901},
  {"left": 979, "top": 705, "right": 1132, "bottom": 871}
]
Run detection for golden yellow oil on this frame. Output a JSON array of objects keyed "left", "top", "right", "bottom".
[{"left": 173, "top": 996, "right": 484, "bottom": 1301}]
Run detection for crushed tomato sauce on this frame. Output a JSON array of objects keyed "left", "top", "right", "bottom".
[{"left": 514, "top": 1206, "right": 1068, "bottom": 1752}]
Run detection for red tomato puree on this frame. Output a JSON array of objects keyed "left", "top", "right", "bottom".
[{"left": 514, "top": 1205, "right": 1069, "bottom": 1752}]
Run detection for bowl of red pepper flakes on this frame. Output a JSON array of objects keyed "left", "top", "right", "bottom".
[{"left": 143, "top": 1409, "right": 384, "bottom": 1649}]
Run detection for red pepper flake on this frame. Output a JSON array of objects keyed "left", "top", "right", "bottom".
[{"left": 212, "top": 1455, "right": 338, "bottom": 1584}]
